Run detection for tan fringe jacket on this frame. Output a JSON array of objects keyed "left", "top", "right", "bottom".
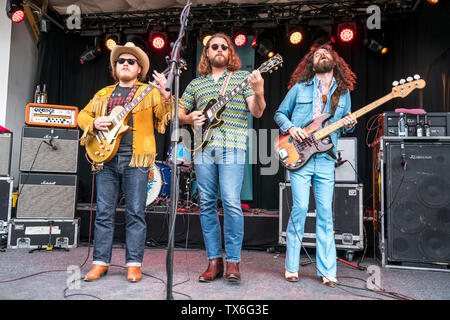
[{"left": 78, "top": 81, "right": 172, "bottom": 168}]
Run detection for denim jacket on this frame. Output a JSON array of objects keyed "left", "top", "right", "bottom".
[{"left": 274, "top": 76, "right": 353, "bottom": 156}]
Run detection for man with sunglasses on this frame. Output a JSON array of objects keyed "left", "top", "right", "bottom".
[
  {"left": 178, "top": 33, "right": 266, "bottom": 283},
  {"left": 78, "top": 42, "right": 172, "bottom": 283}
]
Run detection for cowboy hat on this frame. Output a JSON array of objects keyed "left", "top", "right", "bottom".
[{"left": 110, "top": 42, "right": 149, "bottom": 80}]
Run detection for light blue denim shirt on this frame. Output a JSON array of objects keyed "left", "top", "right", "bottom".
[{"left": 274, "top": 75, "right": 353, "bottom": 155}]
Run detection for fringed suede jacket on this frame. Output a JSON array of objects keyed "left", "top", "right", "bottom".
[{"left": 78, "top": 81, "right": 172, "bottom": 169}]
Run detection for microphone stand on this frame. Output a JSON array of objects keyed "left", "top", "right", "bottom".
[{"left": 164, "top": 0, "right": 192, "bottom": 301}]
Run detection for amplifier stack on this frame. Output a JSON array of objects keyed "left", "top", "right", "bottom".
[{"left": 8, "top": 104, "right": 80, "bottom": 250}]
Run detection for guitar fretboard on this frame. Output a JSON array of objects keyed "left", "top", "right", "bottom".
[
  {"left": 208, "top": 77, "right": 251, "bottom": 116},
  {"left": 313, "top": 92, "right": 394, "bottom": 140}
]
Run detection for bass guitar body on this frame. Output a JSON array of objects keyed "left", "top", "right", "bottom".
[{"left": 275, "top": 114, "right": 334, "bottom": 171}]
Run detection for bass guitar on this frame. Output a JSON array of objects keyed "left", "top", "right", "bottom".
[
  {"left": 275, "top": 75, "right": 426, "bottom": 171},
  {"left": 180, "top": 54, "right": 283, "bottom": 152},
  {"left": 84, "top": 60, "right": 187, "bottom": 165}
]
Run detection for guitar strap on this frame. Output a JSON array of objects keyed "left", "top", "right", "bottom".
[
  {"left": 108, "top": 85, "right": 139, "bottom": 114},
  {"left": 326, "top": 90, "right": 342, "bottom": 160},
  {"left": 219, "top": 72, "right": 233, "bottom": 97}
]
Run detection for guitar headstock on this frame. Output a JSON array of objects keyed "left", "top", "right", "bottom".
[
  {"left": 257, "top": 54, "right": 283, "bottom": 74},
  {"left": 391, "top": 74, "right": 426, "bottom": 98}
]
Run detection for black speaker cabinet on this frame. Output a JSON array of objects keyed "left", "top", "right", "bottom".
[
  {"left": 16, "top": 173, "right": 77, "bottom": 219},
  {"left": 381, "top": 137, "right": 450, "bottom": 270},
  {"left": 19, "top": 126, "right": 79, "bottom": 173},
  {"left": 279, "top": 182, "right": 364, "bottom": 255}
]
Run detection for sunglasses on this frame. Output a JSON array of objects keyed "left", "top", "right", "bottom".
[
  {"left": 210, "top": 43, "right": 229, "bottom": 51},
  {"left": 116, "top": 58, "right": 139, "bottom": 65}
]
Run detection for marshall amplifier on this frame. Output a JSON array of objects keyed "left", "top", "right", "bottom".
[
  {"left": 19, "top": 126, "right": 79, "bottom": 173},
  {"left": 16, "top": 173, "right": 77, "bottom": 219},
  {"left": 0, "top": 132, "right": 13, "bottom": 176},
  {"left": 383, "top": 111, "right": 450, "bottom": 137}
]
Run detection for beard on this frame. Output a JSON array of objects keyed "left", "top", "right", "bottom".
[
  {"left": 116, "top": 68, "right": 139, "bottom": 82},
  {"left": 313, "top": 58, "right": 335, "bottom": 74},
  {"left": 210, "top": 55, "right": 228, "bottom": 68}
]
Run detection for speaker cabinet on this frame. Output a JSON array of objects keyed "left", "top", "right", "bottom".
[
  {"left": 0, "top": 132, "right": 13, "bottom": 176},
  {"left": 382, "top": 137, "right": 450, "bottom": 269},
  {"left": 19, "top": 126, "right": 79, "bottom": 173},
  {"left": 16, "top": 173, "right": 77, "bottom": 219}
]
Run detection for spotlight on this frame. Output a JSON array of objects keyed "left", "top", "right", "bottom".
[
  {"left": 427, "top": 0, "right": 438, "bottom": 3},
  {"left": 233, "top": 32, "right": 247, "bottom": 47},
  {"left": 365, "top": 38, "right": 388, "bottom": 55},
  {"left": 149, "top": 32, "right": 167, "bottom": 50},
  {"left": 105, "top": 34, "right": 120, "bottom": 51},
  {"left": 202, "top": 34, "right": 212, "bottom": 46},
  {"left": 80, "top": 42, "right": 101, "bottom": 64},
  {"left": 6, "top": 0, "right": 25, "bottom": 23},
  {"left": 289, "top": 31, "right": 303, "bottom": 45},
  {"left": 337, "top": 23, "right": 357, "bottom": 43}
]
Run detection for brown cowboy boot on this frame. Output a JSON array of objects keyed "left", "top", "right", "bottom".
[
  {"left": 198, "top": 258, "right": 224, "bottom": 282},
  {"left": 224, "top": 262, "right": 241, "bottom": 283},
  {"left": 84, "top": 265, "right": 108, "bottom": 282},
  {"left": 127, "top": 266, "right": 142, "bottom": 283}
]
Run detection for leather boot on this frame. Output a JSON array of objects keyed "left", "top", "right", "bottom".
[
  {"left": 224, "top": 262, "right": 241, "bottom": 283},
  {"left": 84, "top": 265, "right": 108, "bottom": 282},
  {"left": 198, "top": 258, "right": 224, "bottom": 282},
  {"left": 127, "top": 266, "right": 142, "bottom": 283}
]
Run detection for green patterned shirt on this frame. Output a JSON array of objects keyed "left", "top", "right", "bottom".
[{"left": 180, "top": 70, "right": 254, "bottom": 150}]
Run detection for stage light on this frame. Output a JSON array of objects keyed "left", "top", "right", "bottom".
[
  {"left": 251, "top": 37, "right": 257, "bottom": 48},
  {"left": 365, "top": 38, "right": 388, "bottom": 55},
  {"left": 233, "top": 33, "right": 247, "bottom": 47},
  {"left": 6, "top": 0, "right": 25, "bottom": 23},
  {"left": 105, "top": 34, "right": 120, "bottom": 51},
  {"left": 289, "top": 31, "right": 303, "bottom": 45},
  {"left": 427, "top": 0, "right": 438, "bottom": 4},
  {"left": 149, "top": 32, "right": 167, "bottom": 50},
  {"left": 335, "top": 22, "right": 357, "bottom": 44},
  {"left": 80, "top": 43, "right": 101, "bottom": 64}
]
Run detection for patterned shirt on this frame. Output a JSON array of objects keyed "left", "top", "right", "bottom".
[{"left": 180, "top": 70, "right": 254, "bottom": 150}]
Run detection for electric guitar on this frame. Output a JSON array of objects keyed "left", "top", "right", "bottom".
[
  {"left": 180, "top": 54, "right": 283, "bottom": 152},
  {"left": 275, "top": 75, "right": 426, "bottom": 171},
  {"left": 84, "top": 60, "right": 187, "bottom": 165}
]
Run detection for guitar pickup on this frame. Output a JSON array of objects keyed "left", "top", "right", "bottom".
[{"left": 278, "top": 148, "right": 288, "bottom": 160}]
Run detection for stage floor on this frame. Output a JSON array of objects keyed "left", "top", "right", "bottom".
[{"left": 0, "top": 244, "right": 448, "bottom": 301}]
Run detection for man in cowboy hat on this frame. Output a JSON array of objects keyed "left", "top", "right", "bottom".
[{"left": 78, "top": 42, "right": 172, "bottom": 282}]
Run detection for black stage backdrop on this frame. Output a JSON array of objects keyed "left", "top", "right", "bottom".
[{"left": 36, "top": 2, "right": 449, "bottom": 210}]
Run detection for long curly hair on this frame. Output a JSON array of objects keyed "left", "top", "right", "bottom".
[
  {"left": 197, "top": 33, "right": 242, "bottom": 76},
  {"left": 288, "top": 43, "right": 356, "bottom": 96}
]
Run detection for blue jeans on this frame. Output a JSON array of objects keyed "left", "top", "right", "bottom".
[
  {"left": 194, "top": 147, "right": 245, "bottom": 262},
  {"left": 93, "top": 154, "right": 149, "bottom": 267},
  {"left": 286, "top": 153, "right": 337, "bottom": 278}
]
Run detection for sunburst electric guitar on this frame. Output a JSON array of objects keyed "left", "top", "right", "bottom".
[
  {"left": 84, "top": 60, "right": 187, "bottom": 165},
  {"left": 180, "top": 54, "right": 283, "bottom": 152},
  {"left": 275, "top": 76, "right": 426, "bottom": 171}
]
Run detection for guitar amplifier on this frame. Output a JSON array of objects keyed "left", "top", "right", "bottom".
[
  {"left": 0, "top": 177, "right": 13, "bottom": 234},
  {"left": 16, "top": 173, "right": 77, "bottom": 219},
  {"left": 25, "top": 103, "right": 78, "bottom": 128},
  {"left": 19, "top": 126, "right": 79, "bottom": 173},
  {"left": 0, "top": 132, "right": 13, "bottom": 176},
  {"left": 7, "top": 218, "right": 80, "bottom": 249},
  {"left": 279, "top": 182, "right": 364, "bottom": 253},
  {"left": 383, "top": 111, "right": 450, "bottom": 136}
]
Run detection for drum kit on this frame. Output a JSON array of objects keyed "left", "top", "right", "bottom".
[{"left": 145, "top": 143, "right": 198, "bottom": 210}]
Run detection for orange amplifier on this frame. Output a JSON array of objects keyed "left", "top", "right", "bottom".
[{"left": 25, "top": 103, "right": 78, "bottom": 128}]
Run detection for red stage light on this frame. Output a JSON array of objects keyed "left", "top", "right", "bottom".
[
  {"left": 234, "top": 33, "right": 247, "bottom": 47},
  {"left": 338, "top": 26, "right": 355, "bottom": 43},
  {"left": 11, "top": 8, "right": 25, "bottom": 23},
  {"left": 251, "top": 38, "right": 257, "bottom": 48},
  {"left": 152, "top": 36, "right": 166, "bottom": 50}
]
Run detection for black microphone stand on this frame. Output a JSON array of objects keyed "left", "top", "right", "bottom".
[{"left": 164, "top": 0, "right": 192, "bottom": 301}]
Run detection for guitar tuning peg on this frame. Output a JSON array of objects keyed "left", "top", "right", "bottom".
[
  {"left": 269, "top": 70, "right": 273, "bottom": 74},
  {"left": 392, "top": 81, "right": 399, "bottom": 87},
  {"left": 399, "top": 79, "right": 406, "bottom": 84},
  {"left": 407, "top": 76, "right": 413, "bottom": 82},
  {"left": 414, "top": 74, "right": 420, "bottom": 80},
  {"left": 275, "top": 67, "right": 278, "bottom": 70}
]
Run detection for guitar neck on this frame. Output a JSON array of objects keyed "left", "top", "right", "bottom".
[
  {"left": 314, "top": 92, "right": 394, "bottom": 140},
  {"left": 209, "top": 76, "right": 251, "bottom": 115},
  {"left": 114, "top": 82, "right": 157, "bottom": 122}
]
